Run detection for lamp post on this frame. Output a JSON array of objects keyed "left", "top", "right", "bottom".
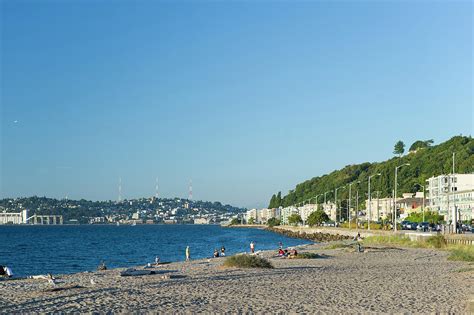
[
  {"left": 348, "top": 181, "right": 360, "bottom": 229},
  {"left": 394, "top": 163, "right": 410, "bottom": 232},
  {"left": 415, "top": 183, "right": 426, "bottom": 222},
  {"left": 335, "top": 186, "right": 346, "bottom": 224},
  {"left": 368, "top": 174, "right": 381, "bottom": 230}
]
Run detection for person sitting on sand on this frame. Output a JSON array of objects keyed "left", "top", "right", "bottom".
[
  {"left": 2, "top": 266, "right": 13, "bottom": 278},
  {"left": 0, "top": 266, "right": 5, "bottom": 277},
  {"left": 278, "top": 248, "right": 285, "bottom": 256},
  {"left": 289, "top": 249, "right": 298, "bottom": 259},
  {"left": 97, "top": 261, "right": 107, "bottom": 271},
  {"left": 213, "top": 249, "right": 220, "bottom": 258},
  {"left": 220, "top": 246, "right": 226, "bottom": 256}
]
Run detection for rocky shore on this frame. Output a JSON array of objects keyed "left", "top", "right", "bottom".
[{"left": 1, "top": 241, "right": 472, "bottom": 313}]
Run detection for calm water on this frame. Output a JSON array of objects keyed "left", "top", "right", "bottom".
[{"left": 0, "top": 225, "right": 309, "bottom": 276}]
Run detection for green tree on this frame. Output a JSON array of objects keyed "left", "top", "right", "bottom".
[
  {"left": 288, "top": 213, "right": 302, "bottom": 226},
  {"left": 267, "top": 217, "right": 281, "bottom": 227},
  {"left": 307, "top": 209, "right": 329, "bottom": 226},
  {"left": 276, "top": 192, "right": 282, "bottom": 207},
  {"left": 268, "top": 194, "right": 277, "bottom": 208},
  {"left": 230, "top": 218, "right": 240, "bottom": 225},
  {"left": 248, "top": 217, "right": 255, "bottom": 224},
  {"left": 393, "top": 140, "right": 405, "bottom": 156},
  {"left": 409, "top": 139, "right": 434, "bottom": 152}
]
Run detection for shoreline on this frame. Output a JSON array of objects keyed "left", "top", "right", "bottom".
[{"left": 1, "top": 240, "right": 472, "bottom": 313}]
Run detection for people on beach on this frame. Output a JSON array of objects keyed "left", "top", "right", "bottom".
[
  {"left": 186, "top": 246, "right": 191, "bottom": 261},
  {"left": 250, "top": 241, "right": 255, "bottom": 254},
  {"left": 155, "top": 256, "right": 160, "bottom": 264},
  {"left": 220, "top": 246, "right": 226, "bottom": 256},
  {"left": 97, "top": 261, "right": 107, "bottom": 271},
  {"left": 278, "top": 248, "right": 285, "bottom": 257},
  {"left": 353, "top": 232, "right": 362, "bottom": 241},
  {"left": 279, "top": 242, "right": 283, "bottom": 249},
  {"left": 213, "top": 249, "right": 220, "bottom": 258},
  {"left": 289, "top": 249, "right": 298, "bottom": 259},
  {"left": 1, "top": 266, "right": 13, "bottom": 278}
]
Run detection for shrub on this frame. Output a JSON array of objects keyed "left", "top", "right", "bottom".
[{"left": 223, "top": 255, "right": 274, "bottom": 269}]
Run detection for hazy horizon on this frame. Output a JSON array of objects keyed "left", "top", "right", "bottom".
[{"left": 1, "top": 1, "right": 472, "bottom": 209}]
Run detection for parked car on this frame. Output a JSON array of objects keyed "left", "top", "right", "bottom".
[
  {"left": 417, "top": 222, "right": 430, "bottom": 232},
  {"left": 401, "top": 221, "right": 410, "bottom": 230}
]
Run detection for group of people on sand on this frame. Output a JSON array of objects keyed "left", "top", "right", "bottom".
[
  {"left": 277, "top": 247, "right": 298, "bottom": 258},
  {"left": 213, "top": 246, "right": 226, "bottom": 258},
  {"left": 0, "top": 265, "right": 13, "bottom": 278}
]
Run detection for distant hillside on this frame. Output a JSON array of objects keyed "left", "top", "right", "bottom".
[{"left": 269, "top": 136, "right": 474, "bottom": 210}]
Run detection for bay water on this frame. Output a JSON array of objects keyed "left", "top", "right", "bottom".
[{"left": 0, "top": 225, "right": 309, "bottom": 276}]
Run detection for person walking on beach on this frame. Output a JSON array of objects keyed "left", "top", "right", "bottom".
[
  {"left": 185, "top": 246, "right": 190, "bottom": 261},
  {"left": 250, "top": 241, "right": 255, "bottom": 254}
]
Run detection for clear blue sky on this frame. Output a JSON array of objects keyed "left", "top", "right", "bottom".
[{"left": 1, "top": 0, "right": 472, "bottom": 208}]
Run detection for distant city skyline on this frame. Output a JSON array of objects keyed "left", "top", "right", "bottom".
[{"left": 1, "top": 1, "right": 472, "bottom": 208}]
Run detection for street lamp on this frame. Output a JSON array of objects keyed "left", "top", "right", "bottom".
[
  {"left": 335, "top": 186, "right": 346, "bottom": 224},
  {"left": 394, "top": 163, "right": 410, "bottom": 231},
  {"left": 414, "top": 183, "right": 426, "bottom": 222},
  {"left": 348, "top": 180, "right": 361, "bottom": 229},
  {"left": 368, "top": 174, "right": 381, "bottom": 230}
]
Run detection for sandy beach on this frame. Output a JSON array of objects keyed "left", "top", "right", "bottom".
[{"left": 1, "top": 242, "right": 472, "bottom": 314}]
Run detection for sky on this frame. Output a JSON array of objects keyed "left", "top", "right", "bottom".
[{"left": 1, "top": 0, "right": 472, "bottom": 208}]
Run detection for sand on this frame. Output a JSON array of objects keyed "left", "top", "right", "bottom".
[{"left": 1, "top": 243, "right": 472, "bottom": 314}]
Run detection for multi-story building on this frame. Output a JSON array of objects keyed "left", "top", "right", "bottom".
[
  {"left": 280, "top": 206, "right": 299, "bottom": 225},
  {"left": 0, "top": 209, "right": 29, "bottom": 224},
  {"left": 245, "top": 208, "right": 257, "bottom": 223},
  {"left": 364, "top": 192, "right": 426, "bottom": 221},
  {"left": 322, "top": 202, "right": 336, "bottom": 221},
  {"left": 427, "top": 174, "right": 474, "bottom": 221},
  {"left": 299, "top": 204, "right": 317, "bottom": 224}
]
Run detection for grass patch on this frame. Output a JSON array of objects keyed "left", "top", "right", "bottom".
[
  {"left": 223, "top": 255, "right": 273, "bottom": 269},
  {"left": 323, "top": 242, "right": 351, "bottom": 249},
  {"left": 362, "top": 235, "right": 414, "bottom": 246},
  {"left": 293, "top": 252, "right": 323, "bottom": 259},
  {"left": 447, "top": 246, "right": 474, "bottom": 262},
  {"left": 363, "top": 235, "right": 448, "bottom": 249}
]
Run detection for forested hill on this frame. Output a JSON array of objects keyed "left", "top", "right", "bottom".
[{"left": 269, "top": 136, "right": 474, "bottom": 209}]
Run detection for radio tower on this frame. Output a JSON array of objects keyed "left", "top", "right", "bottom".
[
  {"left": 155, "top": 177, "right": 159, "bottom": 199},
  {"left": 118, "top": 177, "right": 122, "bottom": 202},
  {"left": 188, "top": 179, "right": 193, "bottom": 200}
]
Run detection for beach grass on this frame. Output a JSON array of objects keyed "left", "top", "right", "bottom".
[
  {"left": 223, "top": 255, "right": 273, "bottom": 269},
  {"left": 323, "top": 242, "right": 352, "bottom": 249},
  {"left": 362, "top": 235, "right": 448, "bottom": 249},
  {"left": 447, "top": 246, "right": 474, "bottom": 262}
]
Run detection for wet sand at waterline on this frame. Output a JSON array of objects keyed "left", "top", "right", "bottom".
[{"left": 1, "top": 243, "right": 472, "bottom": 313}]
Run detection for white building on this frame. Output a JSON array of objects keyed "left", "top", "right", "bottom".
[
  {"left": 299, "top": 204, "right": 317, "bottom": 224},
  {"left": 322, "top": 202, "right": 336, "bottom": 221},
  {"left": 245, "top": 209, "right": 257, "bottom": 223},
  {"left": 427, "top": 174, "right": 474, "bottom": 221},
  {"left": 194, "top": 217, "right": 209, "bottom": 224},
  {"left": 0, "top": 209, "right": 29, "bottom": 224},
  {"left": 280, "top": 206, "right": 299, "bottom": 225}
]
